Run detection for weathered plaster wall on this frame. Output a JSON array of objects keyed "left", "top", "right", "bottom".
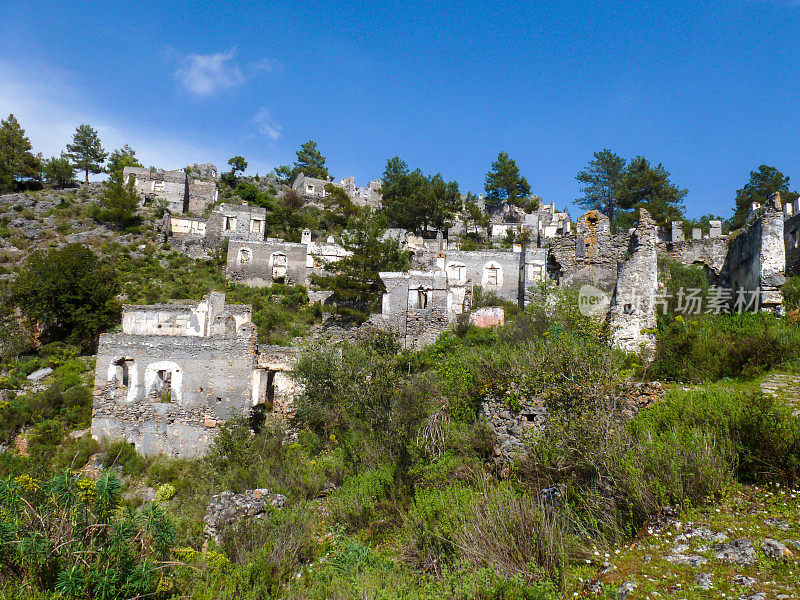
[
  {"left": 226, "top": 240, "right": 308, "bottom": 287},
  {"left": 728, "top": 194, "right": 785, "bottom": 310},
  {"left": 92, "top": 327, "right": 257, "bottom": 458},
  {"left": 610, "top": 210, "right": 658, "bottom": 353},
  {"left": 549, "top": 210, "right": 626, "bottom": 295},
  {"left": 661, "top": 237, "right": 729, "bottom": 281},
  {"left": 443, "top": 249, "right": 523, "bottom": 304}
]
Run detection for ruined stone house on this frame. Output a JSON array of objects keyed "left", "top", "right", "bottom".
[
  {"left": 123, "top": 165, "right": 218, "bottom": 215},
  {"left": 291, "top": 172, "right": 382, "bottom": 208},
  {"left": 376, "top": 197, "right": 789, "bottom": 350},
  {"left": 782, "top": 198, "right": 800, "bottom": 277},
  {"left": 91, "top": 292, "right": 297, "bottom": 458}
]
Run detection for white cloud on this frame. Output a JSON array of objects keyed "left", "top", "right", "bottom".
[
  {"left": 174, "top": 49, "right": 245, "bottom": 96},
  {"left": 0, "top": 60, "right": 223, "bottom": 177},
  {"left": 250, "top": 58, "right": 280, "bottom": 74},
  {"left": 251, "top": 108, "right": 282, "bottom": 141}
]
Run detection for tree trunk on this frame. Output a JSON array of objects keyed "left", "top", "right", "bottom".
[{"left": 84, "top": 168, "right": 89, "bottom": 184}]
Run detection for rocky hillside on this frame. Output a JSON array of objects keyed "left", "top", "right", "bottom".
[
  {"left": 0, "top": 185, "right": 161, "bottom": 278},
  {"left": 583, "top": 484, "right": 800, "bottom": 599}
]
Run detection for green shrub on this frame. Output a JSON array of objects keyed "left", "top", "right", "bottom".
[
  {"left": 649, "top": 313, "right": 800, "bottom": 382},
  {"left": 521, "top": 390, "right": 736, "bottom": 541},
  {"left": 155, "top": 483, "right": 176, "bottom": 502},
  {"left": 0, "top": 470, "right": 175, "bottom": 599},
  {"left": 633, "top": 383, "right": 800, "bottom": 485},
  {"left": 785, "top": 275, "right": 800, "bottom": 311},
  {"left": 401, "top": 484, "right": 478, "bottom": 572},
  {"left": 102, "top": 440, "right": 147, "bottom": 476},
  {"left": 328, "top": 463, "right": 394, "bottom": 530}
]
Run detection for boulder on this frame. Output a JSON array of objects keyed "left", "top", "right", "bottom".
[
  {"left": 762, "top": 538, "right": 792, "bottom": 560},
  {"left": 712, "top": 538, "right": 755, "bottom": 565},
  {"left": 27, "top": 367, "right": 53, "bottom": 382}
]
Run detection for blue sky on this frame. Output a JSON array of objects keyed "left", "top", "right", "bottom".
[{"left": 1, "top": 0, "right": 799, "bottom": 218}]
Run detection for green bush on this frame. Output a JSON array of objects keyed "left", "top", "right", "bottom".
[
  {"left": 102, "top": 439, "right": 148, "bottom": 476},
  {"left": 0, "top": 470, "right": 175, "bottom": 599},
  {"left": 521, "top": 389, "right": 736, "bottom": 541},
  {"left": 649, "top": 312, "right": 800, "bottom": 382},
  {"left": 328, "top": 463, "right": 394, "bottom": 530},
  {"left": 785, "top": 275, "right": 800, "bottom": 311},
  {"left": 633, "top": 383, "right": 800, "bottom": 485},
  {"left": 401, "top": 484, "right": 478, "bottom": 572}
]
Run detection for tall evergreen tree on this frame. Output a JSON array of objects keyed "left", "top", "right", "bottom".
[
  {"left": 310, "top": 211, "right": 410, "bottom": 321},
  {"left": 381, "top": 157, "right": 459, "bottom": 234},
  {"left": 575, "top": 149, "right": 626, "bottom": 221},
  {"left": 0, "top": 114, "right": 42, "bottom": 192},
  {"left": 67, "top": 124, "right": 108, "bottom": 183},
  {"left": 291, "top": 140, "right": 330, "bottom": 181},
  {"left": 228, "top": 155, "right": 247, "bottom": 174},
  {"left": 616, "top": 156, "right": 687, "bottom": 227},
  {"left": 484, "top": 151, "right": 531, "bottom": 211},
  {"left": 106, "top": 144, "right": 142, "bottom": 177},
  {"left": 91, "top": 170, "right": 142, "bottom": 229},
  {"left": 731, "top": 165, "right": 798, "bottom": 229}
]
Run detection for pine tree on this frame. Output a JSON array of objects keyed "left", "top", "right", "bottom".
[
  {"left": 616, "top": 156, "right": 687, "bottom": 227},
  {"left": 731, "top": 165, "right": 798, "bottom": 229},
  {"left": 106, "top": 144, "right": 142, "bottom": 177},
  {"left": 67, "top": 123, "right": 108, "bottom": 183},
  {"left": 291, "top": 140, "right": 330, "bottom": 181},
  {"left": 484, "top": 151, "right": 531, "bottom": 211},
  {"left": 575, "top": 149, "right": 626, "bottom": 221},
  {"left": 92, "top": 170, "right": 142, "bottom": 229},
  {"left": 311, "top": 212, "right": 409, "bottom": 321},
  {"left": 0, "top": 114, "right": 42, "bottom": 192},
  {"left": 227, "top": 155, "right": 247, "bottom": 174},
  {"left": 381, "top": 157, "right": 460, "bottom": 234}
]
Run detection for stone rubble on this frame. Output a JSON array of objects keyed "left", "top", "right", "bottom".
[
  {"left": 711, "top": 538, "right": 756, "bottom": 566},
  {"left": 204, "top": 488, "right": 286, "bottom": 544}
]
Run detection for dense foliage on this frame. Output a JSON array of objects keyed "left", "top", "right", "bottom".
[
  {"left": 0, "top": 114, "right": 41, "bottom": 192},
  {"left": 575, "top": 150, "right": 687, "bottom": 229},
  {"left": 310, "top": 211, "right": 410, "bottom": 320},
  {"left": 0, "top": 470, "right": 175, "bottom": 599},
  {"left": 484, "top": 152, "right": 533, "bottom": 212},
  {"left": 91, "top": 171, "right": 142, "bottom": 229},
  {"left": 9, "top": 244, "right": 120, "bottom": 350},
  {"left": 381, "top": 156, "right": 461, "bottom": 234},
  {"left": 731, "top": 164, "right": 799, "bottom": 229}
]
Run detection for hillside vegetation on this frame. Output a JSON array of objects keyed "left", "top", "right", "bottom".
[{"left": 1, "top": 184, "right": 800, "bottom": 599}]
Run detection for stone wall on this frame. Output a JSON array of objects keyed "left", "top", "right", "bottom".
[
  {"left": 610, "top": 210, "right": 658, "bottom": 353},
  {"left": 92, "top": 328, "right": 257, "bottom": 458},
  {"left": 549, "top": 210, "right": 626, "bottom": 295},
  {"left": 89, "top": 293, "right": 307, "bottom": 458},
  {"left": 662, "top": 237, "right": 729, "bottom": 282},
  {"left": 123, "top": 166, "right": 218, "bottom": 215},
  {"left": 226, "top": 240, "right": 308, "bottom": 287},
  {"left": 443, "top": 249, "right": 524, "bottom": 304},
  {"left": 728, "top": 193, "right": 785, "bottom": 311},
  {"left": 378, "top": 270, "right": 450, "bottom": 348},
  {"left": 213, "top": 204, "right": 268, "bottom": 242},
  {"left": 292, "top": 173, "right": 382, "bottom": 208},
  {"left": 255, "top": 345, "right": 301, "bottom": 417},
  {"left": 187, "top": 179, "right": 218, "bottom": 215},
  {"left": 124, "top": 166, "right": 188, "bottom": 213}
]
